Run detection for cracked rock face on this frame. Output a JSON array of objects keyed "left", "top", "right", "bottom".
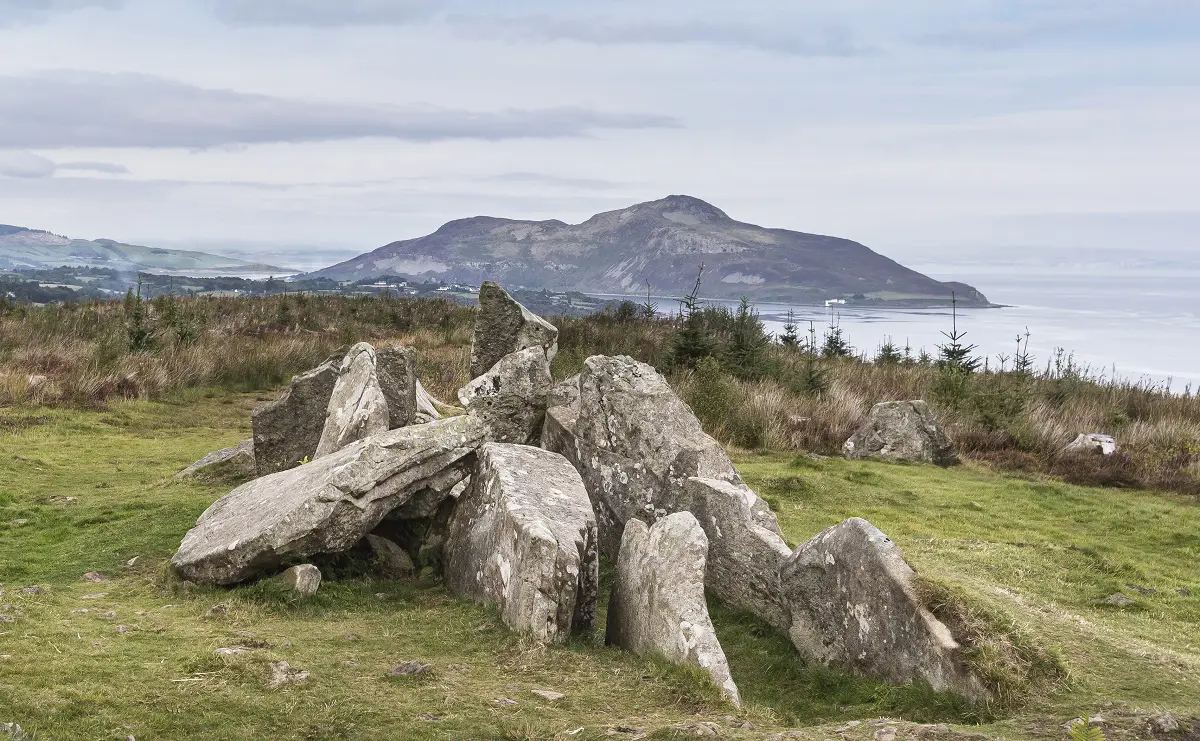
[
  {"left": 843, "top": 400, "right": 959, "bottom": 467},
  {"left": 252, "top": 356, "right": 341, "bottom": 474},
  {"left": 605, "top": 512, "right": 740, "bottom": 706},
  {"left": 458, "top": 346, "right": 552, "bottom": 445},
  {"left": 778, "top": 517, "right": 988, "bottom": 702},
  {"left": 470, "top": 281, "right": 559, "bottom": 378},
  {"left": 444, "top": 443, "right": 598, "bottom": 644},
  {"left": 315, "top": 343, "right": 390, "bottom": 459},
  {"left": 683, "top": 477, "right": 792, "bottom": 632},
  {"left": 175, "top": 439, "right": 256, "bottom": 480},
  {"left": 172, "top": 415, "right": 486, "bottom": 585}
]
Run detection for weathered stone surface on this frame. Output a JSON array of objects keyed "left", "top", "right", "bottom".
[
  {"left": 275, "top": 564, "right": 322, "bottom": 596},
  {"left": 415, "top": 379, "right": 447, "bottom": 420},
  {"left": 172, "top": 415, "right": 486, "bottom": 585},
  {"left": 570, "top": 355, "right": 746, "bottom": 556},
  {"left": 366, "top": 534, "right": 415, "bottom": 578},
  {"left": 548, "top": 374, "right": 581, "bottom": 409},
  {"left": 457, "top": 347, "right": 552, "bottom": 445},
  {"left": 778, "top": 517, "right": 988, "bottom": 702},
  {"left": 445, "top": 443, "right": 598, "bottom": 643},
  {"left": 843, "top": 401, "right": 959, "bottom": 467},
  {"left": 252, "top": 357, "right": 340, "bottom": 474},
  {"left": 541, "top": 404, "right": 580, "bottom": 467},
  {"left": 606, "top": 513, "right": 740, "bottom": 706},
  {"left": 314, "top": 343, "right": 390, "bottom": 459},
  {"left": 175, "top": 439, "right": 256, "bottom": 480},
  {"left": 470, "top": 281, "right": 559, "bottom": 378},
  {"left": 1064, "top": 433, "right": 1117, "bottom": 456},
  {"left": 377, "top": 345, "right": 418, "bottom": 429},
  {"left": 683, "top": 477, "right": 792, "bottom": 632}
]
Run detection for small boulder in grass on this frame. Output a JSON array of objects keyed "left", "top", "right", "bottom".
[
  {"left": 82, "top": 572, "right": 107, "bottom": 583},
  {"left": 530, "top": 689, "right": 565, "bottom": 701},
  {"left": 1064, "top": 433, "right": 1118, "bottom": 456},
  {"left": 388, "top": 661, "right": 432, "bottom": 677},
  {"left": 275, "top": 564, "right": 322, "bottom": 597},
  {"left": 268, "top": 661, "right": 310, "bottom": 688}
]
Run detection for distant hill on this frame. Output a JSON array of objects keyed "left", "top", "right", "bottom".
[
  {"left": 305, "top": 195, "right": 990, "bottom": 306},
  {"left": 0, "top": 225, "right": 292, "bottom": 276}
]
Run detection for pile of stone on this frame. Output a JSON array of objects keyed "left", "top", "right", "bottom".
[{"left": 171, "top": 280, "right": 991, "bottom": 706}]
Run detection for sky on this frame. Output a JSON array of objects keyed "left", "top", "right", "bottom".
[{"left": 1, "top": 0, "right": 1198, "bottom": 270}]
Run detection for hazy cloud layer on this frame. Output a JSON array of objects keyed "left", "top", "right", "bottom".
[
  {"left": 208, "top": 0, "right": 441, "bottom": 27},
  {"left": 0, "top": 71, "right": 679, "bottom": 149},
  {"left": 0, "top": 0, "right": 119, "bottom": 25},
  {"left": 0, "top": 149, "right": 129, "bottom": 177}
]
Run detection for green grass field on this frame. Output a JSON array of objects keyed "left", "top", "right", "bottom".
[{"left": 2, "top": 391, "right": 1197, "bottom": 739}]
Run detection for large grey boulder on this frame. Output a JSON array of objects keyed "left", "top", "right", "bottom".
[
  {"left": 314, "top": 343, "right": 390, "bottom": 459},
  {"left": 445, "top": 443, "right": 598, "bottom": 644},
  {"left": 175, "top": 439, "right": 256, "bottom": 481},
  {"left": 778, "top": 517, "right": 988, "bottom": 702},
  {"left": 562, "top": 355, "right": 745, "bottom": 556},
  {"left": 547, "top": 374, "right": 581, "bottom": 409},
  {"left": 683, "top": 478, "right": 792, "bottom": 632},
  {"left": 252, "top": 357, "right": 340, "bottom": 474},
  {"left": 470, "top": 281, "right": 559, "bottom": 378},
  {"left": 458, "top": 347, "right": 552, "bottom": 445},
  {"left": 606, "top": 512, "right": 740, "bottom": 706},
  {"left": 377, "top": 346, "right": 418, "bottom": 429},
  {"left": 1063, "top": 433, "right": 1117, "bottom": 456},
  {"left": 172, "top": 415, "right": 486, "bottom": 585},
  {"left": 843, "top": 400, "right": 959, "bottom": 467}
]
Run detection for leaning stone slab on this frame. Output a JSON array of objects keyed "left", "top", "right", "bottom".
[
  {"left": 684, "top": 478, "right": 792, "bottom": 632},
  {"left": 844, "top": 400, "right": 959, "bottom": 467},
  {"left": 252, "top": 356, "right": 341, "bottom": 474},
  {"left": 175, "top": 439, "right": 256, "bottom": 480},
  {"left": 172, "top": 415, "right": 486, "bottom": 585},
  {"left": 315, "top": 342, "right": 390, "bottom": 459},
  {"left": 778, "top": 517, "right": 988, "bottom": 702},
  {"left": 606, "top": 512, "right": 740, "bottom": 706},
  {"left": 470, "top": 281, "right": 559, "bottom": 378},
  {"left": 377, "top": 345, "right": 418, "bottom": 429},
  {"left": 458, "top": 347, "right": 552, "bottom": 445},
  {"left": 445, "top": 443, "right": 598, "bottom": 644}
]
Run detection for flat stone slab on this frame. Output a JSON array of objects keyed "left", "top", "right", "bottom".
[
  {"left": 606, "top": 512, "right": 740, "bottom": 706},
  {"left": 173, "top": 415, "right": 486, "bottom": 585},
  {"left": 445, "top": 443, "right": 598, "bottom": 644},
  {"left": 470, "top": 281, "right": 558, "bottom": 378},
  {"left": 175, "top": 439, "right": 255, "bottom": 480},
  {"left": 778, "top": 517, "right": 988, "bottom": 702}
]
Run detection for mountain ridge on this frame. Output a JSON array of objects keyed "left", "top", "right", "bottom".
[{"left": 305, "top": 195, "right": 991, "bottom": 306}]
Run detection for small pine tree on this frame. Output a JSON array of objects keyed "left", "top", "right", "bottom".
[
  {"left": 792, "top": 321, "right": 829, "bottom": 396},
  {"left": 780, "top": 309, "right": 799, "bottom": 348},
  {"left": 936, "top": 293, "right": 980, "bottom": 373},
  {"left": 821, "top": 315, "right": 852, "bottom": 358},
  {"left": 670, "top": 265, "right": 715, "bottom": 369},
  {"left": 1013, "top": 327, "right": 1035, "bottom": 375},
  {"left": 875, "top": 337, "right": 902, "bottom": 364},
  {"left": 124, "top": 280, "right": 153, "bottom": 352},
  {"left": 640, "top": 282, "right": 658, "bottom": 322},
  {"left": 726, "top": 296, "right": 771, "bottom": 380}
]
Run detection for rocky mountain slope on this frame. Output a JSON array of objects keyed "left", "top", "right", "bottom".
[
  {"left": 0, "top": 225, "right": 290, "bottom": 276},
  {"left": 305, "top": 196, "right": 989, "bottom": 306}
]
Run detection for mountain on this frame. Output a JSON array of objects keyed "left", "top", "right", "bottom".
[
  {"left": 305, "top": 196, "right": 989, "bottom": 306},
  {"left": 0, "top": 225, "right": 292, "bottom": 276}
]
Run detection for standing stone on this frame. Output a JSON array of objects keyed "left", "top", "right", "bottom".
[
  {"left": 778, "top": 517, "right": 988, "bottom": 702},
  {"left": 470, "top": 281, "right": 559, "bottom": 378},
  {"left": 314, "top": 343, "right": 390, "bottom": 459},
  {"left": 458, "top": 347, "right": 552, "bottom": 445},
  {"left": 172, "top": 415, "right": 486, "bottom": 585},
  {"left": 683, "top": 478, "right": 792, "bottom": 632},
  {"left": 606, "top": 513, "right": 740, "bottom": 706},
  {"left": 275, "top": 564, "right": 322, "bottom": 597},
  {"left": 377, "top": 346, "right": 419, "bottom": 429},
  {"left": 445, "top": 443, "right": 598, "bottom": 644},
  {"left": 843, "top": 401, "right": 959, "bottom": 467},
  {"left": 175, "top": 439, "right": 256, "bottom": 480},
  {"left": 252, "top": 357, "right": 340, "bottom": 474}
]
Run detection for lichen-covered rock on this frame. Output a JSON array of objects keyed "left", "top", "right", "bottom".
[
  {"left": 172, "top": 415, "right": 486, "bottom": 585},
  {"left": 275, "top": 564, "right": 322, "bottom": 596},
  {"left": 365, "top": 534, "right": 416, "bottom": 578},
  {"left": 1063, "top": 433, "right": 1117, "bottom": 456},
  {"left": 470, "top": 281, "right": 558, "bottom": 378},
  {"left": 606, "top": 512, "right": 740, "bottom": 706},
  {"left": 683, "top": 478, "right": 792, "bottom": 632},
  {"left": 457, "top": 347, "right": 552, "bottom": 445},
  {"left": 541, "top": 404, "right": 580, "bottom": 467},
  {"left": 175, "top": 439, "right": 256, "bottom": 480},
  {"left": 252, "top": 357, "right": 340, "bottom": 474},
  {"left": 570, "top": 355, "right": 745, "bottom": 556},
  {"left": 315, "top": 343, "right": 390, "bottom": 459},
  {"left": 377, "top": 345, "right": 418, "bottom": 429},
  {"left": 444, "top": 443, "right": 598, "bottom": 644},
  {"left": 778, "top": 517, "right": 988, "bottom": 702},
  {"left": 844, "top": 401, "right": 959, "bottom": 467},
  {"left": 548, "top": 374, "right": 581, "bottom": 409}
]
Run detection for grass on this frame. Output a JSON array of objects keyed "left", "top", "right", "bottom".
[{"left": 2, "top": 392, "right": 1198, "bottom": 738}]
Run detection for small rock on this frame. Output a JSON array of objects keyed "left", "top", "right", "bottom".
[
  {"left": 73, "top": 609, "right": 90, "bottom": 614},
  {"left": 875, "top": 727, "right": 898, "bottom": 741},
  {"left": 1126, "top": 583, "right": 1157, "bottom": 596},
  {"left": 116, "top": 625, "right": 131, "bottom": 634},
  {"left": 374, "top": 592, "right": 388, "bottom": 600},
  {"left": 0, "top": 654, "right": 11, "bottom": 660},
  {"left": 388, "top": 661, "right": 432, "bottom": 676},
  {"left": 531, "top": 689, "right": 565, "bottom": 701},
  {"left": 215, "top": 647, "right": 254, "bottom": 656},
  {"left": 19, "top": 586, "right": 42, "bottom": 595},
  {"left": 416, "top": 714, "right": 441, "bottom": 722},
  {"left": 1149, "top": 714, "right": 1179, "bottom": 734},
  {"left": 98, "top": 611, "right": 117, "bottom": 619},
  {"left": 9, "top": 519, "right": 28, "bottom": 526},
  {"left": 268, "top": 660, "right": 310, "bottom": 688},
  {"left": 836, "top": 721, "right": 863, "bottom": 733},
  {"left": 82, "top": 572, "right": 107, "bottom": 583},
  {"left": 80, "top": 593, "right": 107, "bottom": 600},
  {"left": 1102, "top": 593, "right": 1135, "bottom": 607},
  {"left": 1176, "top": 587, "right": 1193, "bottom": 597},
  {"left": 275, "top": 564, "right": 322, "bottom": 597},
  {"left": 125, "top": 557, "right": 140, "bottom": 568},
  {"left": 365, "top": 534, "right": 416, "bottom": 578},
  {"left": 204, "top": 604, "right": 228, "bottom": 618},
  {"left": 0, "top": 615, "right": 14, "bottom": 624}
]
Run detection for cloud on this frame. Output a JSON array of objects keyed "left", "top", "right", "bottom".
[
  {"left": 483, "top": 172, "right": 626, "bottom": 190},
  {"left": 0, "top": 0, "right": 120, "bottom": 26},
  {"left": 0, "top": 71, "right": 680, "bottom": 149},
  {"left": 207, "top": 0, "right": 441, "bottom": 26},
  {"left": 57, "top": 160, "right": 131, "bottom": 174},
  {"left": 0, "top": 150, "right": 56, "bottom": 178},
  {"left": 451, "top": 14, "right": 872, "bottom": 56}
]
